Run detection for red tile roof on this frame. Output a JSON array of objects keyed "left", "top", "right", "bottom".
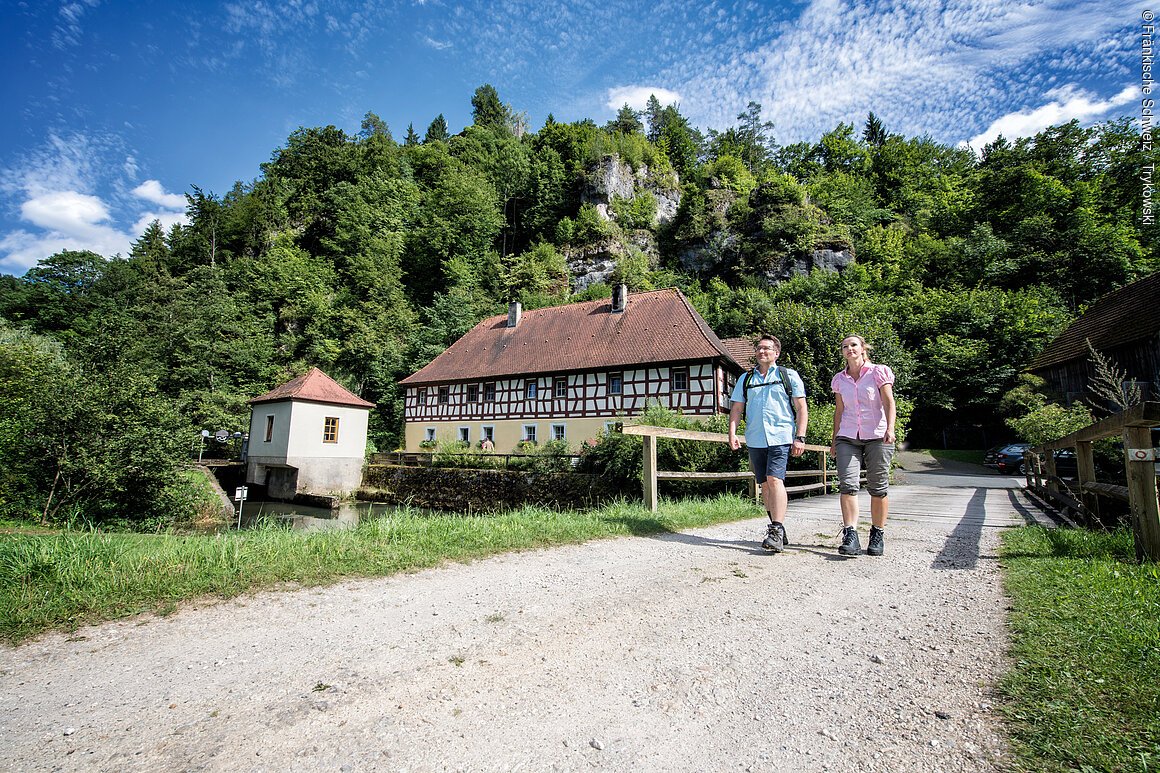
[
  {"left": 720, "top": 337, "right": 756, "bottom": 370},
  {"left": 400, "top": 288, "right": 744, "bottom": 385},
  {"left": 1028, "top": 271, "right": 1160, "bottom": 370},
  {"left": 250, "top": 367, "right": 375, "bottom": 408}
]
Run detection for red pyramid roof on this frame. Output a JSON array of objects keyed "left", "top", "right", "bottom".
[{"left": 250, "top": 368, "right": 375, "bottom": 408}]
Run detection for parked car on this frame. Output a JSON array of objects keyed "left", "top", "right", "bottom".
[
  {"left": 987, "top": 443, "right": 1078, "bottom": 477},
  {"left": 985, "top": 443, "right": 1030, "bottom": 474}
]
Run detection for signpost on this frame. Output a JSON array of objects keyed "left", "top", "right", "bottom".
[{"left": 234, "top": 486, "right": 248, "bottom": 529}]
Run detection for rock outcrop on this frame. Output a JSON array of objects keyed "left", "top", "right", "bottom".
[
  {"left": 580, "top": 155, "right": 680, "bottom": 226},
  {"left": 566, "top": 231, "right": 660, "bottom": 291}
]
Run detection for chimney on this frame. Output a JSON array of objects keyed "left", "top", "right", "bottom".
[
  {"left": 611, "top": 283, "right": 628, "bottom": 313},
  {"left": 507, "top": 301, "right": 522, "bottom": 328}
]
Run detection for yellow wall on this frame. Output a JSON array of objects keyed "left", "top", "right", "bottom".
[{"left": 403, "top": 417, "right": 626, "bottom": 453}]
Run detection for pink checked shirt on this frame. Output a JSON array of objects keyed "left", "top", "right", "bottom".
[{"left": 831, "top": 363, "right": 895, "bottom": 440}]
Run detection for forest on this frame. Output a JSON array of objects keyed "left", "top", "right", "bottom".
[{"left": 0, "top": 83, "right": 1155, "bottom": 525}]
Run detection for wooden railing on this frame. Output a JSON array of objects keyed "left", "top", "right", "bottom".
[
  {"left": 1027, "top": 401, "right": 1160, "bottom": 562},
  {"left": 619, "top": 425, "right": 834, "bottom": 512}
]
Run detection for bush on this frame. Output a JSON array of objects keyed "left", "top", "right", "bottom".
[
  {"left": 610, "top": 191, "right": 657, "bottom": 230},
  {"left": 577, "top": 405, "right": 744, "bottom": 491}
]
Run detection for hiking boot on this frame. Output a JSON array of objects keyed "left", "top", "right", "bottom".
[
  {"left": 838, "top": 525, "right": 862, "bottom": 556},
  {"left": 867, "top": 526, "right": 885, "bottom": 557},
  {"left": 761, "top": 522, "right": 785, "bottom": 553}
]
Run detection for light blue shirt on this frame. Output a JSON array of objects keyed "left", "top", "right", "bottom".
[{"left": 730, "top": 366, "right": 805, "bottom": 449}]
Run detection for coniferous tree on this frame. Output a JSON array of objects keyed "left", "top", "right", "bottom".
[{"left": 424, "top": 114, "right": 450, "bottom": 143}]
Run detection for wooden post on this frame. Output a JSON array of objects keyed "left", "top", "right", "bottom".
[
  {"left": 642, "top": 434, "right": 658, "bottom": 513},
  {"left": 1124, "top": 426, "right": 1160, "bottom": 563},
  {"left": 1044, "top": 451, "right": 1059, "bottom": 496},
  {"left": 821, "top": 450, "right": 828, "bottom": 494},
  {"left": 1075, "top": 440, "right": 1098, "bottom": 524},
  {"left": 747, "top": 473, "right": 758, "bottom": 502}
]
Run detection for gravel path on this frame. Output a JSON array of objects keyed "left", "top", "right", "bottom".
[{"left": 0, "top": 481, "right": 1032, "bottom": 772}]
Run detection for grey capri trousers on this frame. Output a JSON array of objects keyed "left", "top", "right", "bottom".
[{"left": 835, "top": 436, "right": 894, "bottom": 497}]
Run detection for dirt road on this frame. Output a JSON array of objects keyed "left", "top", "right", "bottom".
[{"left": 0, "top": 480, "right": 1032, "bottom": 772}]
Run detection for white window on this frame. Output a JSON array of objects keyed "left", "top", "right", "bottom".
[
  {"left": 552, "top": 424, "right": 566, "bottom": 441},
  {"left": 467, "top": 384, "right": 480, "bottom": 403},
  {"left": 608, "top": 372, "right": 623, "bottom": 395},
  {"left": 671, "top": 367, "right": 689, "bottom": 392},
  {"left": 484, "top": 382, "right": 496, "bottom": 402},
  {"left": 438, "top": 386, "right": 450, "bottom": 404},
  {"left": 554, "top": 377, "right": 567, "bottom": 398},
  {"left": 459, "top": 427, "right": 470, "bottom": 443},
  {"left": 425, "top": 427, "right": 436, "bottom": 442},
  {"left": 416, "top": 388, "right": 427, "bottom": 406},
  {"left": 482, "top": 426, "right": 495, "bottom": 441},
  {"left": 522, "top": 425, "right": 537, "bottom": 443},
  {"left": 526, "top": 380, "right": 538, "bottom": 399}
]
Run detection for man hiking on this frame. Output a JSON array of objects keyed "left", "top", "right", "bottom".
[{"left": 728, "top": 334, "right": 809, "bottom": 552}]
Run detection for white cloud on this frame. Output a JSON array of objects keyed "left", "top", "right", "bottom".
[
  {"left": 21, "top": 191, "right": 112, "bottom": 233},
  {"left": 132, "top": 179, "right": 187, "bottom": 209},
  {"left": 664, "top": 0, "right": 1134, "bottom": 143},
  {"left": 964, "top": 84, "right": 1138, "bottom": 148},
  {"left": 605, "top": 86, "right": 683, "bottom": 112},
  {"left": 0, "top": 134, "right": 188, "bottom": 275},
  {"left": 422, "top": 35, "right": 452, "bottom": 50}
]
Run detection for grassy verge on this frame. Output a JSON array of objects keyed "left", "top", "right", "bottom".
[
  {"left": 0, "top": 494, "right": 761, "bottom": 646},
  {"left": 929, "top": 448, "right": 985, "bottom": 465},
  {"left": 1000, "top": 526, "right": 1160, "bottom": 772}
]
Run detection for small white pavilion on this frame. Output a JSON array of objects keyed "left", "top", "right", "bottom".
[{"left": 246, "top": 368, "right": 375, "bottom": 499}]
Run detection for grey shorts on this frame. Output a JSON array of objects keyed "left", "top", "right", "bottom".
[{"left": 835, "top": 437, "right": 894, "bottom": 497}]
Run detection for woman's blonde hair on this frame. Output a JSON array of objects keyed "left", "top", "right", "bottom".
[{"left": 839, "top": 334, "right": 874, "bottom": 362}]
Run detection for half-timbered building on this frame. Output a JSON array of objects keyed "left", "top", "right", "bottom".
[{"left": 399, "top": 286, "right": 748, "bottom": 452}]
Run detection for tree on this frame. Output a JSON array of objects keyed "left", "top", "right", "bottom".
[
  {"left": 471, "top": 84, "right": 507, "bottom": 130},
  {"left": 404, "top": 123, "right": 420, "bottom": 146},
  {"left": 607, "top": 103, "right": 644, "bottom": 135},
  {"left": 358, "top": 111, "right": 393, "bottom": 142},
  {"left": 424, "top": 114, "right": 449, "bottom": 143},
  {"left": 644, "top": 95, "right": 664, "bottom": 142},
  {"left": 863, "top": 112, "right": 887, "bottom": 147}
]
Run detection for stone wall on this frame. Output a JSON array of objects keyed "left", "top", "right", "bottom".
[{"left": 360, "top": 465, "right": 625, "bottom": 512}]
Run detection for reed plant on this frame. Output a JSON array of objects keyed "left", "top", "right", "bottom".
[
  {"left": 1000, "top": 526, "right": 1160, "bottom": 772},
  {"left": 0, "top": 494, "right": 761, "bottom": 645}
]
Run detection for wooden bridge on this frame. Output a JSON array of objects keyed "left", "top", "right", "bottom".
[{"left": 623, "top": 401, "right": 1160, "bottom": 563}]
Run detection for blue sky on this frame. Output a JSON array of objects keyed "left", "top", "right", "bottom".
[{"left": 0, "top": 0, "right": 1142, "bottom": 275}]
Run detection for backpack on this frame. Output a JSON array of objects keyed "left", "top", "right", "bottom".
[{"left": 741, "top": 366, "right": 796, "bottom": 420}]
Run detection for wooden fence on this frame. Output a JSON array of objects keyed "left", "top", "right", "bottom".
[
  {"left": 619, "top": 425, "right": 835, "bottom": 512},
  {"left": 1027, "top": 401, "right": 1160, "bottom": 562}
]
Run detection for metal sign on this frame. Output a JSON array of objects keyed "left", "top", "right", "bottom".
[
  {"left": 234, "top": 486, "right": 249, "bottom": 501},
  {"left": 1127, "top": 448, "right": 1159, "bottom": 462}
]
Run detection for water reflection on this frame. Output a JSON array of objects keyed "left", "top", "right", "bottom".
[{"left": 237, "top": 500, "right": 405, "bottom": 532}]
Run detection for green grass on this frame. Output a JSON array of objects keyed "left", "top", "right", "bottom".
[
  {"left": 0, "top": 494, "right": 762, "bottom": 645},
  {"left": 929, "top": 448, "right": 986, "bottom": 465},
  {"left": 1000, "top": 526, "right": 1160, "bottom": 772}
]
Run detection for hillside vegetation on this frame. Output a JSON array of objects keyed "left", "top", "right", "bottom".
[{"left": 0, "top": 86, "right": 1154, "bottom": 524}]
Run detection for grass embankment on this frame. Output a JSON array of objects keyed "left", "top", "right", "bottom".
[
  {"left": 1001, "top": 527, "right": 1160, "bottom": 772},
  {"left": 929, "top": 448, "right": 985, "bottom": 466},
  {"left": 0, "top": 495, "right": 760, "bottom": 646}
]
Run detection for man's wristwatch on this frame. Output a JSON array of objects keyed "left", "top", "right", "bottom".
[{"left": 794, "top": 435, "right": 806, "bottom": 443}]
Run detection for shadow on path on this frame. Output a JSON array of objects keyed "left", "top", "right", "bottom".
[{"left": 932, "top": 488, "right": 989, "bottom": 570}]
